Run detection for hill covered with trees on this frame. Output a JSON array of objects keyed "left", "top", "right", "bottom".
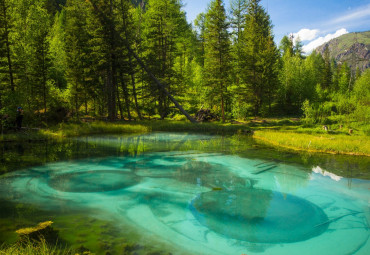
[{"left": 0, "top": 0, "right": 369, "bottom": 129}]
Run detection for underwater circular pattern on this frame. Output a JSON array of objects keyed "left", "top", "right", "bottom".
[
  {"left": 190, "top": 188, "right": 329, "bottom": 243},
  {"left": 48, "top": 170, "right": 139, "bottom": 193},
  {"left": 0, "top": 132, "right": 368, "bottom": 255}
]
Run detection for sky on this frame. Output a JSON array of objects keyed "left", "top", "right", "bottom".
[{"left": 182, "top": 0, "right": 370, "bottom": 53}]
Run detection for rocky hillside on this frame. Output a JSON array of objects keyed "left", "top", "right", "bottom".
[{"left": 315, "top": 31, "right": 370, "bottom": 72}]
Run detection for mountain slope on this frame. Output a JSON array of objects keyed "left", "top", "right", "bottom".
[{"left": 315, "top": 31, "right": 370, "bottom": 71}]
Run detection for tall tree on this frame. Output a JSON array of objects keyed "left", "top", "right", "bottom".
[
  {"left": 322, "top": 46, "right": 332, "bottom": 89},
  {"left": 141, "top": 0, "right": 187, "bottom": 119},
  {"left": 65, "top": 0, "right": 92, "bottom": 118},
  {"left": 240, "top": 0, "right": 278, "bottom": 115},
  {"left": 0, "top": 0, "right": 14, "bottom": 92},
  {"left": 229, "top": 0, "right": 248, "bottom": 118},
  {"left": 204, "top": 0, "right": 230, "bottom": 122}
]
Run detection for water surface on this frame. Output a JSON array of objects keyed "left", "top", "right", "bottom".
[{"left": 0, "top": 133, "right": 369, "bottom": 254}]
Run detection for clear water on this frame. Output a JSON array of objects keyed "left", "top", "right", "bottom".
[{"left": 0, "top": 133, "right": 369, "bottom": 254}]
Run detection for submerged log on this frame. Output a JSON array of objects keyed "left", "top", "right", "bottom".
[{"left": 16, "top": 221, "right": 59, "bottom": 244}]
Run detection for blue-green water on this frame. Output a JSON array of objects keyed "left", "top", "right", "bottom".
[{"left": 0, "top": 133, "right": 369, "bottom": 254}]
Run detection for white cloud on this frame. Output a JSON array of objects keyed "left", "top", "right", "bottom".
[
  {"left": 329, "top": 4, "right": 370, "bottom": 25},
  {"left": 292, "top": 28, "right": 319, "bottom": 43},
  {"left": 302, "top": 28, "right": 349, "bottom": 54}
]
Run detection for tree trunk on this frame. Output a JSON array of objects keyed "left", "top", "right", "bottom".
[
  {"left": 42, "top": 42, "right": 47, "bottom": 120},
  {"left": 129, "top": 55, "right": 141, "bottom": 119},
  {"left": 119, "top": 71, "right": 131, "bottom": 120},
  {"left": 116, "top": 80, "right": 124, "bottom": 119},
  {"left": 107, "top": 0, "right": 116, "bottom": 121},
  {"left": 221, "top": 90, "right": 225, "bottom": 123}
]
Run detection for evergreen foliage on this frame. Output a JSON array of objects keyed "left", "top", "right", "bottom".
[
  {"left": 204, "top": 0, "right": 230, "bottom": 122},
  {"left": 0, "top": 0, "right": 367, "bottom": 128}
]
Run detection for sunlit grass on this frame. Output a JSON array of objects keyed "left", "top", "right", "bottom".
[
  {"left": 39, "top": 121, "right": 150, "bottom": 138},
  {"left": 253, "top": 130, "right": 370, "bottom": 156},
  {"left": 0, "top": 238, "right": 73, "bottom": 255},
  {"left": 139, "top": 120, "right": 248, "bottom": 134}
]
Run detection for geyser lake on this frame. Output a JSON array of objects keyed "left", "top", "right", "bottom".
[{"left": 0, "top": 132, "right": 369, "bottom": 254}]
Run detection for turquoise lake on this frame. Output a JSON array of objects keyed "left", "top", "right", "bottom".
[{"left": 0, "top": 132, "right": 369, "bottom": 254}]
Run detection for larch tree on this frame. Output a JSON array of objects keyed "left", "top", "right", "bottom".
[
  {"left": 204, "top": 0, "right": 230, "bottom": 122},
  {"left": 141, "top": 0, "right": 187, "bottom": 119},
  {"left": 240, "top": 0, "right": 278, "bottom": 116},
  {"left": 64, "top": 0, "right": 92, "bottom": 118},
  {"left": 0, "top": 0, "right": 14, "bottom": 93},
  {"left": 229, "top": 0, "right": 248, "bottom": 119}
]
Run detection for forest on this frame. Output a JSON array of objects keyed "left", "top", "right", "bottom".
[{"left": 0, "top": 0, "right": 369, "bottom": 128}]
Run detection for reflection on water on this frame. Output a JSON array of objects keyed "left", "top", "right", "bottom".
[
  {"left": 190, "top": 189, "right": 328, "bottom": 243},
  {"left": 0, "top": 133, "right": 369, "bottom": 255}
]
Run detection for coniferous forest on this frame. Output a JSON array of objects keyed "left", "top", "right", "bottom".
[
  {"left": 0, "top": 2, "right": 370, "bottom": 254},
  {"left": 0, "top": 0, "right": 369, "bottom": 127}
]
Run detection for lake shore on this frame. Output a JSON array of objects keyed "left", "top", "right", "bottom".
[{"left": 1, "top": 120, "right": 369, "bottom": 156}]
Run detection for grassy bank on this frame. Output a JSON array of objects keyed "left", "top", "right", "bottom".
[
  {"left": 1, "top": 119, "right": 369, "bottom": 156},
  {"left": 253, "top": 129, "right": 370, "bottom": 156},
  {"left": 0, "top": 120, "right": 249, "bottom": 142}
]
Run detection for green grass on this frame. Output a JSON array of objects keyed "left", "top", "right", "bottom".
[
  {"left": 0, "top": 238, "right": 74, "bottom": 255},
  {"left": 40, "top": 121, "right": 150, "bottom": 138},
  {"left": 253, "top": 129, "right": 370, "bottom": 156},
  {"left": 141, "top": 120, "right": 249, "bottom": 134}
]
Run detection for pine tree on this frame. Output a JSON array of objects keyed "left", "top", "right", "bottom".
[
  {"left": 0, "top": 0, "right": 14, "bottom": 92},
  {"left": 65, "top": 0, "right": 92, "bottom": 118},
  {"left": 229, "top": 0, "right": 248, "bottom": 119},
  {"left": 204, "top": 0, "right": 230, "bottom": 122},
  {"left": 279, "top": 35, "right": 293, "bottom": 56},
  {"left": 338, "top": 62, "right": 351, "bottom": 94},
  {"left": 322, "top": 46, "right": 332, "bottom": 89},
  {"left": 240, "top": 0, "right": 278, "bottom": 116},
  {"left": 194, "top": 12, "right": 205, "bottom": 67},
  {"left": 141, "top": 0, "right": 187, "bottom": 119},
  {"left": 48, "top": 9, "right": 67, "bottom": 90}
]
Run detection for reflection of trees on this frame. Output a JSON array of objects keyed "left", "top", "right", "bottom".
[
  {"left": 1, "top": 133, "right": 369, "bottom": 181},
  {"left": 192, "top": 188, "right": 273, "bottom": 242},
  {"left": 176, "top": 161, "right": 249, "bottom": 190}
]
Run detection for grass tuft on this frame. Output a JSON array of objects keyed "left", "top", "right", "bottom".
[{"left": 0, "top": 238, "right": 74, "bottom": 255}]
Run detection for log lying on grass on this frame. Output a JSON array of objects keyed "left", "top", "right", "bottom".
[{"left": 195, "top": 109, "right": 218, "bottom": 122}]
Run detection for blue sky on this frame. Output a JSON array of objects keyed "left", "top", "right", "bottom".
[{"left": 182, "top": 0, "right": 370, "bottom": 53}]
